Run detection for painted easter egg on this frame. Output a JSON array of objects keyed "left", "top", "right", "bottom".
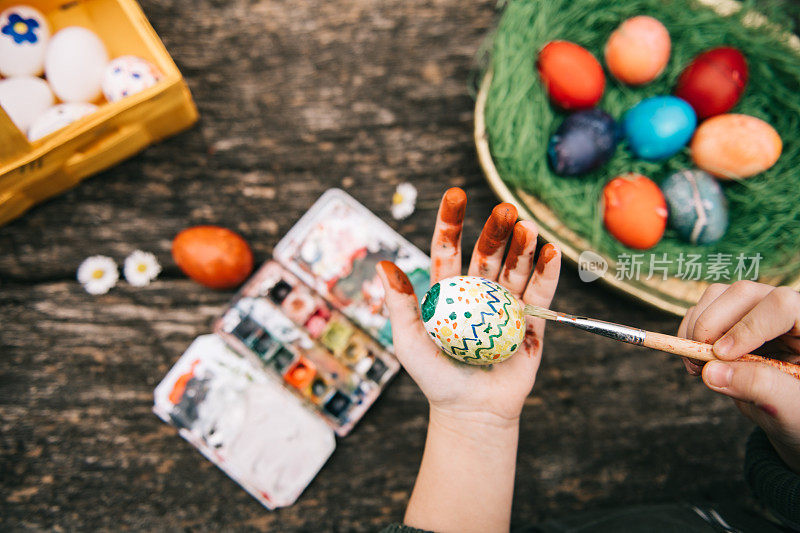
[
  {"left": 0, "top": 76, "right": 53, "bottom": 133},
  {"left": 421, "top": 276, "right": 525, "bottom": 365},
  {"left": 690, "top": 114, "right": 781, "bottom": 179},
  {"left": 604, "top": 16, "right": 671, "bottom": 85},
  {"left": 27, "top": 103, "right": 98, "bottom": 141},
  {"left": 548, "top": 109, "right": 618, "bottom": 176},
  {"left": 537, "top": 41, "right": 605, "bottom": 110},
  {"left": 661, "top": 169, "right": 728, "bottom": 245},
  {"left": 603, "top": 173, "right": 667, "bottom": 249},
  {"left": 172, "top": 226, "right": 254, "bottom": 289},
  {"left": 674, "top": 47, "right": 747, "bottom": 119},
  {"left": 0, "top": 5, "right": 50, "bottom": 77},
  {"left": 44, "top": 27, "right": 109, "bottom": 103},
  {"left": 623, "top": 96, "right": 696, "bottom": 160},
  {"left": 102, "top": 55, "right": 163, "bottom": 102}
]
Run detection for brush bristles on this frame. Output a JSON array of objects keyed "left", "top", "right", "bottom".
[{"left": 522, "top": 304, "right": 558, "bottom": 321}]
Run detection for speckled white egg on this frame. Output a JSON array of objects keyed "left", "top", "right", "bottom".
[
  {"left": 101, "top": 55, "right": 163, "bottom": 102},
  {"left": 28, "top": 103, "right": 98, "bottom": 141},
  {"left": 421, "top": 276, "right": 526, "bottom": 365},
  {"left": 44, "top": 27, "right": 108, "bottom": 103},
  {"left": 0, "top": 5, "right": 50, "bottom": 77},
  {"left": 0, "top": 76, "right": 53, "bottom": 132}
]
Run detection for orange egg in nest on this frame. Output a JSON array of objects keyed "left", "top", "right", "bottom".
[
  {"left": 604, "top": 16, "right": 671, "bottom": 85},
  {"left": 602, "top": 173, "right": 667, "bottom": 249}
]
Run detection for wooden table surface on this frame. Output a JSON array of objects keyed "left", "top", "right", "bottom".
[{"left": 3, "top": 0, "right": 791, "bottom": 530}]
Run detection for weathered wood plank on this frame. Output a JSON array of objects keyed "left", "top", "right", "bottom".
[{"left": 0, "top": 0, "right": 782, "bottom": 529}]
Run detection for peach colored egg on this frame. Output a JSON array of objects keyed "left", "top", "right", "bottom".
[
  {"left": 604, "top": 16, "right": 671, "bottom": 85},
  {"left": 603, "top": 173, "right": 667, "bottom": 249},
  {"left": 690, "top": 114, "right": 781, "bottom": 179},
  {"left": 172, "top": 226, "right": 253, "bottom": 289}
]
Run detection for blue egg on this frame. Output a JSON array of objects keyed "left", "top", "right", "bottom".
[
  {"left": 623, "top": 96, "right": 697, "bottom": 160},
  {"left": 661, "top": 169, "right": 728, "bottom": 244},
  {"left": 548, "top": 109, "right": 618, "bottom": 176}
]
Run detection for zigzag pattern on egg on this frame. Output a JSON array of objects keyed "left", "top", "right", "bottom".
[{"left": 421, "top": 276, "right": 526, "bottom": 365}]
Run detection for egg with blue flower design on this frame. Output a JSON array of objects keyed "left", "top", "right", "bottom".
[
  {"left": 421, "top": 276, "right": 525, "bottom": 365},
  {"left": 661, "top": 169, "right": 728, "bottom": 245},
  {"left": 0, "top": 5, "right": 50, "bottom": 77}
]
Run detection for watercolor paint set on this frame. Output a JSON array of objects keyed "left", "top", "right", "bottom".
[{"left": 154, "top": 189, "right": 430, "bottom": 509}]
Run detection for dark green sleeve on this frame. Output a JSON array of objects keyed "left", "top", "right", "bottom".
[
  {"left": 379, "top": 524, "right": 433, "bottom": 533},
  {"left": 745, "top": 427, "right": 800, "bottom": 530}
]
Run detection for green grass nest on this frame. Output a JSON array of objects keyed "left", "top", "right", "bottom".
[{"left": 483, "top": 0, "right": 800, "bottom": 278}]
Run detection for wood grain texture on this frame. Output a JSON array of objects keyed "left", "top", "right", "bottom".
[{"left": 1, "top": 0, "right": 790, "bottom": 530}]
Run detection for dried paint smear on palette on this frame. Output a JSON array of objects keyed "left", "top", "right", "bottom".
[
  {"left": 274, "top": 189, "right": 430, "bottom": 347},
  {"left": 153, "top": 335, "right": 336, "bottom": 510},
  {"left": 215, "top": 261, "right": 399, "bottom": 436}
]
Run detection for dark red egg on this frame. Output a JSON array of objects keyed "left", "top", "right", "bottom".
[{"left": 674, "top": 47, "right": 748, "bottom": 119}]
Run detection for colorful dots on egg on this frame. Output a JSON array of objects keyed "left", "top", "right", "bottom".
[
  {"left": 421, "top": 276, "right": 525, "bottom": 365},
  {"left": 102, "top": 55, "right": 163, "bottom": 103}
]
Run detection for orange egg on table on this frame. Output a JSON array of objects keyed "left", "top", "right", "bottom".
[
  {"left": 605, "top": 16, "right": 671, "bottom": 85},
  {"left": 691, "top": 114, "right": 781, "bottom": 179},
  {"left": 172, "top": 226, "right": 254, "bottom": 289},
  {"left": 537, "top": 40, "right": 605, "bottom": 109},
  {"left": 602, "top": 173, "right": 667, "bottom": 249}
]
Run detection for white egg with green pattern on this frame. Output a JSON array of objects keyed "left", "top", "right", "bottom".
[{"left": 421, "top": 276, "right": 525, "bottom": 365}]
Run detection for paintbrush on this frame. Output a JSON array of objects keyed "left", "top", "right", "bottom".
[{"left": 523, "top": 304, "right": 800, "bottom": 380}]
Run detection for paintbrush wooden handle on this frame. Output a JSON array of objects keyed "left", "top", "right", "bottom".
[{"left": 644, "top": 332, "right": 800, "bottom": 380}]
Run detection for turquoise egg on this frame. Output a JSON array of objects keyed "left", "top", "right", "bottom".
[
  {"left": 661, "top": 169, "right": 728, "bottom": 244},
  {"left": 623, "top": 96, "right": 697, "bottom": 160}
]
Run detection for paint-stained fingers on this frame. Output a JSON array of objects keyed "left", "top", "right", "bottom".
[
  {"left": 376, "top": 261, "right": 433, "bottom": 367},
  {"left": 499, "top": 221, "right": 538, "bottom": 297},
  {"left": 691, "top": 281, "right": 772, "bottom": 344},
  {"left": 467, "top": 203, "right": 518, "bottom": 280},
  {"left": 430, "top": 187, "right": 467, "bottom": 284},
  {"left": 522, "top": 243, "right": 561, "bottom": 338}
]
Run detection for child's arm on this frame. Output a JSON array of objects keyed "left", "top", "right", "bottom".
[
  {"left": 677, "top": 281, "right": 800, "bottom": 474},
  {"left": 376, "top": 188, "right": 560, "bottom": 533}
]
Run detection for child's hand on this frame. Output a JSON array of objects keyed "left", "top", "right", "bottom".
[
  {"left": 678, "top": 282, "right": 800, "bottom": 473},
  {"left": 377, "top": 187, "right": 561, "bottom": 426}
]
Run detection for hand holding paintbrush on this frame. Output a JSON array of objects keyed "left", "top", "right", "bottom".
[{"left": 523, "top": 304, "right": 800, "bottom": 381}]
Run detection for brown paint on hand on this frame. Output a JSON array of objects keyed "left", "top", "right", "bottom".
[
  {"left": 378, "top": 261, "right": 414, "bottom": 295},
  {"left": 536, "top": 243, "right": 558, "bottom": 274},
  {"left": 503, "top": 222, "right": 533, "bottom": 274},
  {"left": 476, "top": 203, "right": 517, "bottom": 257},
  {"left": 435, "top": 188, "right": 467, "bottom": 250}
]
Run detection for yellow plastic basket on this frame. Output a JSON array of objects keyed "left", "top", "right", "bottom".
[{"left": 0, "top": 0, "right": 198, "bottom": 226}]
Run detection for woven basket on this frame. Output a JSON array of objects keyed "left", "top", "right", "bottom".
[{"left": 474, "top": 0, "right": 800, "bottom": 316}]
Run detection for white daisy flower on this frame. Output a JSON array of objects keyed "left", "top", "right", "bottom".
[
  {"left": 123, "top": 250, "right": 162, "bottom": 287},
  {"left": 391, "top": 182, "right": 417, "bottom": 220},
  {"left": 77, "top": 256, "right": 119, "bottom": 295}
]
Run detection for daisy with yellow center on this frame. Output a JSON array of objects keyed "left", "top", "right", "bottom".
[
  {"left": 124, "top": 250, "right": 161, "bottom": 287},
  {"left": 391, "top": 182, "right": 417, "bottom": 220},
  {"left": 77, "top": 255, "right": 119, "bottom": 295}
]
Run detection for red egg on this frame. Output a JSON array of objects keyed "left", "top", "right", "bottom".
[
  {"left": 172, "top": 226, "right": 254, "bottom": 289},
  {"left": 605, "top": 16, "right": 671, "bottom": 85},
  {"left": 537, "top": 41, "right": 605, "bottom": 110},
  {"left": 674, "top": 47, "right": 748, "bottom": 119},
  {"left": 602, "top": 173, "right": 667, "bottom": 249}
]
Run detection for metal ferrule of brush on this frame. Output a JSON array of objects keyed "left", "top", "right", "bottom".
[{"left": 556, "top": 315, "right": 647, "bottom": 346}]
